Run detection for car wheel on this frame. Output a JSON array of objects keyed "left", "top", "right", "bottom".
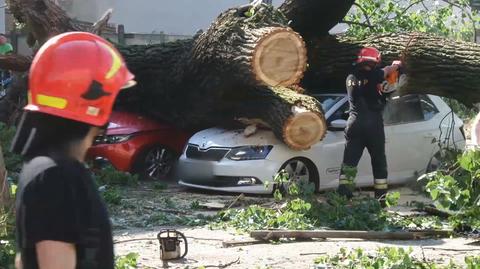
[
  {"left": 136, "top": 145, "right": 176, "bottom": 181},
  {"left": 279, "top": 158, "right": 319, "bottom": 191}
]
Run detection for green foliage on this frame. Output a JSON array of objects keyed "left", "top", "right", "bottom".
[
  {"left": 314, "top": 247, "right": 478, "bottom": 269},
  {"left": 385, "top": 191, "right": 400, "bottom": 207},
  {"left": 345, "top": 0, "right": 479, "bottom": 41},
  {"left": 313, "top": 193, "right": 388, "bottom": 231},
  {"left": 217, "top": 172, "right": 428, "bottom": 232},
  {"left": 190, "top": 200, "right": 200, "bottom": 210},
  {"left": 0, "top": 123, "right": 22, "bottom": 174},
  {"left": 421, "top": 149, "right": 480, "bottom": 230},
  {"left": 268, "top": 169, "right": 316, "bottom": 202},
  {"left": 387, "top": 214, "right": 447, "bottom": 230},
  {"left": 102, "top": 186, "right": 122, "bottom": 205},
  {"left": 0, "top": 209, "right": 15, "bottom": 269},
  {"left": 115, "top": 252, "right": 139, "bottom": 269},
  {"left": 94, "top": 165, "right": 139, "bottom": 187},
  {"left": 153, "top": 182, "right": 168, "bottom": 190},
  {"left": 443, "top": 98, "right": 478, "bottom": 120}
]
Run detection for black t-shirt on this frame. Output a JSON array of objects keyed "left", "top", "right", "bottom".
[
  {"left": 16, "top": 157, "right": 114, "bottom": 269},
  {"left": 346, "top": 67, "right": 386, "bottom": 119}
]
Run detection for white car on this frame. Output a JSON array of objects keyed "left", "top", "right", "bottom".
[{"left": 177, "top": 94, "right": 465, "bottom": 194}]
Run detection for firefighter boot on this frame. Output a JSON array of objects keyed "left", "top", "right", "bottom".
[{"left": 337, "top": 176, "right": 354, "bottom": 199}]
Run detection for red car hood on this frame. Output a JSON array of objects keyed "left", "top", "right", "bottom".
[{"left": 106, "top": 111, "right": 167, "bottom": 135}]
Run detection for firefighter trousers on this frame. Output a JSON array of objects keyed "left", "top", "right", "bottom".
[{"left": 338, "top": 118, "right": 388, "bottom": 199}]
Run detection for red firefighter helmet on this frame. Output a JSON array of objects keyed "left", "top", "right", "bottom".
[
  {"left": 25, "top": 32, "right": 135, "bottom": 126},
  {"left": 356, "top": 47, "right": 381, "bottom": 64}
]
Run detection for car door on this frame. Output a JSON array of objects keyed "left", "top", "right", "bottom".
[
  {"left": 315, "top": 100, "right": 350, "bottom": 189},
  {"left": 382, "top": 94, "right": 440, "bottom": 185}
]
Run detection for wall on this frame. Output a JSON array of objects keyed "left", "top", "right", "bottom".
[{"left": 0, "top": 0, "right": 5, "bottom": 33}]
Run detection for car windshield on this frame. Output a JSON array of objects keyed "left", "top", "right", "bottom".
[{"left": 315, "top": 95, "right": 344, "bottom": 112}]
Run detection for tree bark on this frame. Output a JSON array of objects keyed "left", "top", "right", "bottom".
[{"left": 6, "top": 0, "right": 83, "bottom": 47}]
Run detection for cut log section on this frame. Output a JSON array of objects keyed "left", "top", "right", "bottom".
[
  {"left": 252, "top": 28, "right": 307, "bottom": 86},
  {"left": 234, "top": 86, "right": 326, "bottom": 150},
  {"left": 191, "top": 4, "right": 307, "bottom": 88}
]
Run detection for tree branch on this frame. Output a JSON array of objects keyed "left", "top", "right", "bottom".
[
  {"left": 353, "top": 2, "right": 372, "bottom": 27},
  {"left": 381, "top": 0, "right": 425, "bottom": 22},
  {"left": 400, "top": 0, "right": 426, "bottom": 15},
  {"left": 441, "top": 0, "right": 477, "bottom": 40},
  {"left": 341, "top": 20, "right": 375, "bottom": 28},
  {"left": 91, "top": 8, "right": 113, "bottom": 35}
]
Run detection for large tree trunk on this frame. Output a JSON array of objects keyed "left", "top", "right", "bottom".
[
  {"left": 305, "top": 32, "right": 480, "bottom": 105},
  {"left": 116, "top": 4, "right": 326, "bottom": 150}
]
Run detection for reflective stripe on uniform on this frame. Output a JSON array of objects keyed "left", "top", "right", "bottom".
[
  {"left": 374, "top": 178, "right": 388, "bottom": 184},
  {"left": 339, "top": 179, "right": 354, "bottom": 185},
  {"left": 374, "top": 183, "right": 388, "bottom": 190}
]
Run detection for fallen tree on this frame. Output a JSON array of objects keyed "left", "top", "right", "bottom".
[
  {"left": 2, "top": 0, "right": 329, "bottom": 150},
  {"left": 3, "top": 0, "right": 480, "bottom": 150}
]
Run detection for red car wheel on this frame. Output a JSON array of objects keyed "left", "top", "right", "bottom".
[{"left": 135, "top": 145, "right": 176, "bottom": 180}]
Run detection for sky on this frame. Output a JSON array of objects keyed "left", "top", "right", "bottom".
[{"left": 109, "top": 0, "right": 285, "bottom": 35}]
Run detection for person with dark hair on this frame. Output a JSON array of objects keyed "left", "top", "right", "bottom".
[
  {"left": 12, "top": 32, "right": 135, "bottom": 269},
  {"left": 337, "top": 47, "right": 400, "bottom": 205}
]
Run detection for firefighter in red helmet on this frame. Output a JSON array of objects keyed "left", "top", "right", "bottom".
[
  {"left": 12, "top": 32, "right": 135, "bottom": 269},
  {"left": 337, "top": 47, "right": 400, "bottom": 205}
]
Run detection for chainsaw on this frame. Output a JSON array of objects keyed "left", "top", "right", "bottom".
[
  {"left": 382, "top": 60, "right": 407, "bottom": 94},
  {"left": 157, "top": 229, "right": 188, "bottom": 261}
]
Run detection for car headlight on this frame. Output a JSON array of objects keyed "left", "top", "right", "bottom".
[
  {"left": 94, "top": 134, "right": 132, "bottom": 145},
  {"left": 226, "top": 145, "right": 273, "bottom": 161}
]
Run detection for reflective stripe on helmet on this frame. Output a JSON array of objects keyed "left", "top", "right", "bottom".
[
  {"left": 36, "top": 94, "right": 68, "bottom": 109},
  {"left": 102, "top": 43, "right": 123, "bottom": 80}
]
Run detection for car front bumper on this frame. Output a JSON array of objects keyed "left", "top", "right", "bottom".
[{"left": 176, "top": 156, "right": 279, "bottom": 194}]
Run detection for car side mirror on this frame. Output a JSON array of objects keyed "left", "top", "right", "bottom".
[{"left": 329, "top": 119, "right": 347, "bottom": 131}]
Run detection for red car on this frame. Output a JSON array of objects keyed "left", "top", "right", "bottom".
[{"left": 88, "top": 111, "right": 192, "bottom": 180}]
